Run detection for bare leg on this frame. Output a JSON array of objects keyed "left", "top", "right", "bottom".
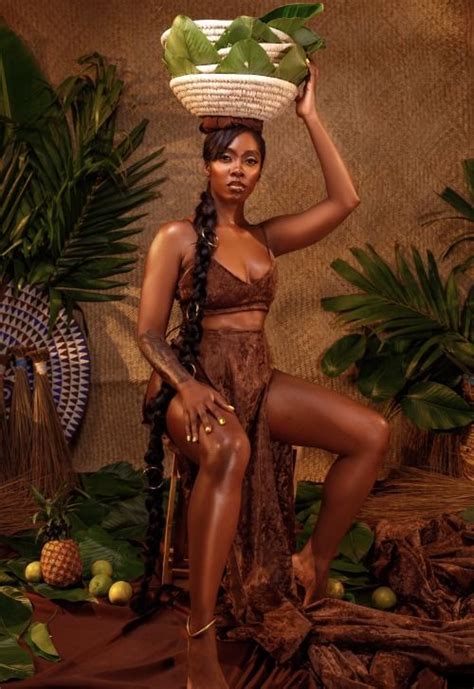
[
  {"left": 165, "top": 399, "right": 251, "bottom": 689},
  {"left": 265, "top": 369, "right": 390, "bottom": 606}
]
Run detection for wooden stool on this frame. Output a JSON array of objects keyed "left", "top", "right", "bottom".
[{"left": 161, "top": 446, "right": 301, "bottom": 586}]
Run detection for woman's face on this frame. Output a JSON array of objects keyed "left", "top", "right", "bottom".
[{"left": 205, "top": 131, "right": 263, "bottom": 201}]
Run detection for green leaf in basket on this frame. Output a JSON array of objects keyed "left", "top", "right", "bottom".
[
  {"left": 260, "top": 3, "right": 324, "bottom": 30},
  {"left": 214, "top": 16, "right": 281, "bottom": 50},
  {"left": 291, "top": 26, "right": 326, "bottom": 54},
  {"left": 24, "top": 621, "right": 60, "bottom": 662},
  {"left": 215, "top": 38, "right": 275, "bottom": 77},
  {"left": 0, "top": 636, "right": 34, "bottom": 682},
  {"left": 164, "top": 15, "right": 219, "bottom": 71},
  {"left": 336, "top": 522, "right": 374, "bottom": 563},
  {"left": 162, "top": 56, "right": 199, "bottom": 79},
  {"left": 274, "top": 43, "right": 308, "bottom": 85}
]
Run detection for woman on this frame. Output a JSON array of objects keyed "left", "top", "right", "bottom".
[{"left": 135, "top": 61, "right": 390, "bottom": 689}]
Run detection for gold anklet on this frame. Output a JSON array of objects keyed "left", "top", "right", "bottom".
[{"left": 186, "top": 615, "right": 216, "bottom": 638}]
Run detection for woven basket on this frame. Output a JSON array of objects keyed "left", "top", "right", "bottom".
[
  {"left": 460, "top": 374, "right": 474, "bottom": 481},
  {"left": 169, "top": 72, "right": 297, "bottom": 120}
]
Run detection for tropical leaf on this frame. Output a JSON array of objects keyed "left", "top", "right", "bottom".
[
  {"left": 273, "top": 43, "right": 308, "bottom": 85},
  {"left": 260, "top": 2, "right": 325, "bottom": 23},
  {"left": 337, "top": 523, "right": 374, "bottom": 563},
  {"left": 356, "top": 354, "right": 406, "bottom": 401},
  {"left": 164, "top": 15, "right": 219, "bottom": 69},
  {"left": 0, "top": 636, "right": 34, "bottom": 681},
  {"left": 0, "top": 588, "right": 32, "bottom": 637},
  {"left": 321, "top": 333, "right": 367, "bottom": 377},
  {"left": 215, "top": 39, "right": 275, "bottom": 77},
  {"left": 214, "top": 16, "right": 281, "bottom": 50},
  {"left": 24, "top": 621, "right": 60, "bottom": 663},
  {"left": 76, "top": 526, "right": 144, "bottom": 581},
  {"left": 400, "top": 381, "right": 474, "bottom": 430},
  {"left": 0, "top": 46, "right": 166, "bottom": 331}
]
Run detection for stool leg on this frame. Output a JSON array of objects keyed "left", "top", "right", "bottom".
[{"left": 161, "top": 452, "right": 179, "bottom": 586}]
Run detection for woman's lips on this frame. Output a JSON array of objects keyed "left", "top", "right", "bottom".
[{"left": 228, "top": 182, "right": 246, "bottom": 191}]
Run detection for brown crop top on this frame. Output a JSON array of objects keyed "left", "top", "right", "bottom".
[{"left": 175, "top": 225, "right": 278, "bottom": 316}]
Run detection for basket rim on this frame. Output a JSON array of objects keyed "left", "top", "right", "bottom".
[{"left": 170, "top": 72, "right": 298, "bottom": 92}]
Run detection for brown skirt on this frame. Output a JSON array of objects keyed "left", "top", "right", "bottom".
[{"left": 143, "top": 327, "right": 312, "bottom": 662}]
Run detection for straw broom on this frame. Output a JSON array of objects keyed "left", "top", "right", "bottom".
[
  {"left": 460, "top": 376, "right": 474, "bottom": 481},
  {"left": 0, "top": 473, "right": 38, "bottom": 536},
  {"left": 8, "top": 345, "right": 33, "bottom": 478},
  {"left": 0, "top": 352, "right": 12, "bottom": 481},
  {"left": 356, "top": 466, "right": 474, "bottom": 525},
  {"left": 25, "top": 347, "right": 76, "bottom": 495}
]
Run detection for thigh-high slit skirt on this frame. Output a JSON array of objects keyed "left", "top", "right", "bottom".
[{"left": 143, "top": 328, "right": 312, "bottom": 662}]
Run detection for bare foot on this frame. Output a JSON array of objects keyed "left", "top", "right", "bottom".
[
  {"left": 292, "top": 549, "right": 330, "bottom": 608},
  {"left": 187, "top": 624, "right": 229, "bottom": 689}
]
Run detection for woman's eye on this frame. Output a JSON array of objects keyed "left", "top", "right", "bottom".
[{"left": 247, "top": 159, "right": 258, "bottom": 165}]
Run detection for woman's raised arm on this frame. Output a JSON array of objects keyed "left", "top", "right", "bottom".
[
  {"left": 136, "top": 221, "right": 194, "bottom": 392},
  {"left": 263, "top": 61, "right": 360, "bottom": 257}
]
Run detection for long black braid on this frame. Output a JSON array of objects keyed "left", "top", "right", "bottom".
[{"left": 130, "top": 124, "right": 266, "bottom": 616}]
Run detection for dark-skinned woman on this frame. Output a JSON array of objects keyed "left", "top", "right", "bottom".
[{"left": 135, "top": 61, "right": 388, "bottom": 689}]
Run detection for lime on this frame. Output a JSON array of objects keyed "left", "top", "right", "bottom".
[
  {"left": 326, "top": 577, "right": 345, "bottom": 599},
  {"left": 91, "top": 560, "right": 113, "bottom": 577},
  {"left": 88, "top": 573, "right": 113, "bottom": 596},
  {"left": 108, "top": 581, "right": 133, "bottom": 605},
  {"left": 371, "top": 586, "right": 397, "bottom": 610},
  {"left": 24, "top": 561, "right": 42, "bottom": 583}
]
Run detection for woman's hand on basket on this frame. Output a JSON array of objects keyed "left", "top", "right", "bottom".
[
  {"left": 177, "top": 379, "right": 235, "bottom": 443},
  {"left": 295, "top": 59, "right": 319, "bottom": 120}
]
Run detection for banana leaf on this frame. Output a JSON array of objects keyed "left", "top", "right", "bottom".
[
  {"left": 291, "top": 26, "right": 325, "bottom": 53},
  {"left": 215, "top": 39, "right": 276, "bottom": 77},
  {"left": 273, "top": 43, "right": 308, "bottom": 85},
  {"left": 164, "top": 15, "right": 219, "bottom": 70},
  {"left": 214, "top": 16, "right": 281, "bottom": 50},
  {"left": 260, "top": 2, "right": 324, "bottom": 30}
]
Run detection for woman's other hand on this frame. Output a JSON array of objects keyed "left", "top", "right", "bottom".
[
  {"left": 295, "top": 59, "right": 319, "bottom": 120},
  {"left": 176, "top": 378, "right": 235, "bottom": 443}
]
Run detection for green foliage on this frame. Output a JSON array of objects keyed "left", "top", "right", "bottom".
[
  {"left": 215, "top": 39, "right": 276, "bottom": 77},
  {"left": 25, "top": 621, "right": 60, "bottom": 662},
  {"left": 421, "top": 158, "right": 474, "bottom": 262},
  {"left": 0, "top": 32, "right": 166, "bottom": 333},
  {"left": 214, "top": 16, "right": 281, "bottom": 49},
  {"left": 163, "top": 5, "right": 326, "bottom": 82},
  {"left": 320, "top": 244, "right": 474, "bottom": 431}
]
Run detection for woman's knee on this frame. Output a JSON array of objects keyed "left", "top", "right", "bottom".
[
  {"left": 201, "top": 431, "right": 251, "bottom": 483},
  {"left": 355, "top": 413, "right": 391, "bottom": 458}
]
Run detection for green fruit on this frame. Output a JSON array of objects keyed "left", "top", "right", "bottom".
[
  {"left": 326, "top": 577, "right": 345, "bottom": 599},
  {"left": 91, "top": 560, "right": 113, "bottom": 577},
  {"left": 371, "top": 586, "right": 397, "bottom": 610},
  {"left": 108, "top": 581, "right": 133, "bottom": 605},
  {"left": 24, "top": 561, "right": 42, "bottom": 583},
  {"left": 88, "top": 574, "right": 113, "bottom": 597}
]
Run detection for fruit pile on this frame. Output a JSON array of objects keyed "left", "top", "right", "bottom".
[{"left": 24, "top": 558, "right": 133, "bottom": 605}]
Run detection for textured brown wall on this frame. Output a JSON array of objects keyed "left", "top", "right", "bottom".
[{"left": 1, "top": 1, "right": 471, "bottom": 480}]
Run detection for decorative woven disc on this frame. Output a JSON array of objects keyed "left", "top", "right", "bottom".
[{"left": 0, "top": 282, "right": 91, "bottom": 442}]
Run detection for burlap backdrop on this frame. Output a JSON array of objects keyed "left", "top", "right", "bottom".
[{"left": 1, "top": 1, "right": 471, "bottom": 480}]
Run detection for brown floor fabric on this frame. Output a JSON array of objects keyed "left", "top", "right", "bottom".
[{"left": 6, "top": 512, "right": 473, "bottom": 688}]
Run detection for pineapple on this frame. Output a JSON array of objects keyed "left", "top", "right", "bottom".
[{"left": 32, "top": 484, "right": 83, "bottom": 587}]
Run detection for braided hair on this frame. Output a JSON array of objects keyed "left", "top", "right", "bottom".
[{"left": 131, "top": 123, "right": 266, "bottom": 615}]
